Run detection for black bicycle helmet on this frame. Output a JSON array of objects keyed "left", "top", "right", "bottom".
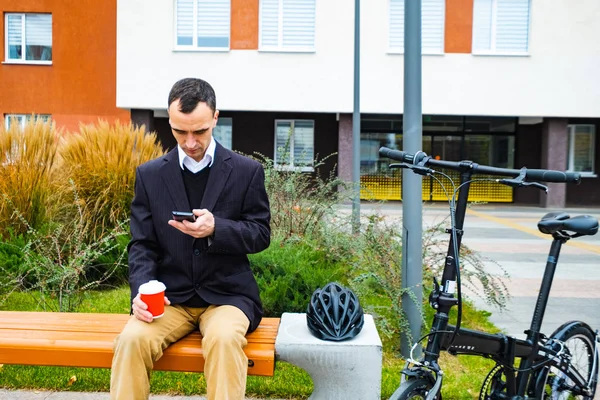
[{"left": 306, "top": 282, "right": 364, "bottom": 341}]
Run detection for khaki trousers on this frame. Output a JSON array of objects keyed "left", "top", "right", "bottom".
[{"left": 110, "top": 304, "right": 250, "bottom": 400}]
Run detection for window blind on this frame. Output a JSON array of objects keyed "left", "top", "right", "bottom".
[
  {"left": 177, "top": 0, "right": 194, "bottom": 45},
  {"left": 7, "top": 14, "right": 22, "bottom": 48},
  {"left": 282, "top": 0, "right": 315, "bottom": 48},
  {"left": 261, "top": 0, "right": 280, "bottom": 47},
  {"left": 422, "top": 0, "right": 445, "bottom": 53},
  {"left": 275, "top": 121, "right": 293, "bottom": 165},
  {"left": 495, "top": 0, "right": 529, "bottom": 52},
  {"left": 197, "top": 0, "right": 230, "bottom": 48},
  {"left": 292, "top": 120, "right": 314, "bottom": 167},
  {"left": 175, "top": 0, "right": 230, "bottom": 48},
  {"left": 473, "top": 0, "right": 493, "bottom": 51},
  {"left": 389, "top": 0, "right": 404, "bottom": 50},
  {"left": 25, "top": 14, "right": 52, "bottom": 46},
  {"left": 389, "top": 0, "right": 445, "bottom": 53},
  {"left": 261, "top": 0, "right": 315, "bottom": 50},
  {"left": 473, "top": 0, "right": 530, "bottom": 53}
]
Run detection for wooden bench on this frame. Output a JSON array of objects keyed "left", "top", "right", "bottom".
[{"left": 0, "top": 311, "right": 280, "bottom": 377}]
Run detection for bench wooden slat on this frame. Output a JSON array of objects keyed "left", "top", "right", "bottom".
[
  {"left": 0, "top": 311, "right": 280, "bottom": 376},
  {"left": 0, "top": 330, "right": 277, "bottom": 345}
]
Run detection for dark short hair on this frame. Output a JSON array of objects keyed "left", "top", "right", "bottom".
[{"left": 167, "top": 78, "right": 217, "bottom": 114}]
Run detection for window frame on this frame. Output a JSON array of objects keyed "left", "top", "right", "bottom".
[
  {"left": 4, "top": 13, "right": 53, "bottom": 65},
  {"left": 274, "top": 119, "right": 315, "bottom": 172},
  {"left": 472, "top": 0, "right": 531, "bottom": 56},
  {"left": 173, "top": 0, "right": 231, "bottom": 52},
  {"left": 4, "top": 114, "right": 52, "bottom": 130},
  {"left": 258, "top": 0, "right": 316, "bottom": 53},
  {"left": 213, "top": 117, "right": 233, "bottom": 149},
  {"left": 567, "top": 124, "right": 596, "bottom": 177},
  {"left": 387, "top": 0, "right": 446, "bottom": 55}
]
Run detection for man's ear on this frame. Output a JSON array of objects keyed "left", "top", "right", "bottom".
[{"left": 213, "top": 109, "right": 220, "bottom": 127}]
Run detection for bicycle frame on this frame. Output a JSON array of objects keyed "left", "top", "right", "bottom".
[{"left": 416, "top": 163, "right": 592, "bottom": 398}]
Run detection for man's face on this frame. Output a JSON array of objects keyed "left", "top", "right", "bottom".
[{"left": 168, "top": 99, "right": 219, "bottom": 162}]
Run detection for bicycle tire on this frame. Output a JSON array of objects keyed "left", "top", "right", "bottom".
[
  {"left": 389, "top": 378, "right": 441, "bottom": 400},
  {"left": 479, "top": 364, "right": 507, "bottom": 400},
  {"left": 536, "top": 321, "right": 598, "bottom": 399}
]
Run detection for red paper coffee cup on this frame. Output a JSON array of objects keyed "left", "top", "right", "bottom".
[{"left": 139, "top": 280, "right": 166, "bottom": 319}]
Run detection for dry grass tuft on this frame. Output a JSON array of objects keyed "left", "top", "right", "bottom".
[
  {"left": 58, "top": 120, "right": 165, "bottom": 238},
  {"left": 0, "top": 118, "right": 60, "bottom": 235}
]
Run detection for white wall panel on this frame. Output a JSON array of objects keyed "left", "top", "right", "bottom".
[
  {"left": 117, "top": 0, "right": 353, "bottom": 113},
  {"left": 361, "top": 0, "right": 600, "bottom": 117},
  {"left": 117, "top": 0, "right": 600, "bottom": 117}
]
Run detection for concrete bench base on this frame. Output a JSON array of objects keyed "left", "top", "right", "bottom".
[{"left": 275, "top": 312, "right": 382, "bottom": 400}]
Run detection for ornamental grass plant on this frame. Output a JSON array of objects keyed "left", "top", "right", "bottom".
[
  {"left": 58, "top": 120, "right": 165, "bottom": 239},
  {"left": 0, "top": 118, "right": 59, "bottom": 236}
]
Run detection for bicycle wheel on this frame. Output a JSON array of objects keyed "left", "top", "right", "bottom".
[
  {"left": 538, "top": 322, "right": 597, "bottom": 399},
  {"left": 389, "top": 378, "right": 440, "bottom": 400}
]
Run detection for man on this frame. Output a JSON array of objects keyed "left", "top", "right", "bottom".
[{"left": 110, "top": 78, "right": 271, "bottom": 400}]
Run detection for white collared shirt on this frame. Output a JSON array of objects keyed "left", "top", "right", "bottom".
[{"left": 177, "top": 137, "right": 216, "bottom": 173}]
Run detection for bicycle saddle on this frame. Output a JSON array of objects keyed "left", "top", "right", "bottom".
[{"left": 537, "top": 212, "right": 599, "bottom": 236}]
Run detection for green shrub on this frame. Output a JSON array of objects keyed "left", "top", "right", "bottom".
[
  {"left": 0, "top": 229, "right": 27, "bottom": 295},
  {"left": 0, "top": 185, "right": 129, "bottom": 312},
  {"left": 0, "top": 118, "right": 59, "bottom": 236},
  {"left": 255, "top": 153, "right": 351, "bottom": 241},
  {"left": 250, "top": 236, "right": 347, "bottom": 317},
  {"left": 58, "top": 120, "right": 165, "bottom": 239}
]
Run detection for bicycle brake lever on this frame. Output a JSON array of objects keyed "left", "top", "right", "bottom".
[
  {"left": 411, "top": 166, "right": 434, "bottom": 176},
  {"left": 498, "top": 167, "right": 527, "bottom": 188},
  {"left": 389, "top": 163, "right": 408, "bottom": 169},
  {"left": 522, "top": 181, "right": 548, "bottom": 192},
  {"left": 389, "top": 163, "right": 434, "bottom": 176}
]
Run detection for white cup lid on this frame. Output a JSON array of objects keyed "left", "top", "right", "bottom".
[{"left": 139, "top": 280, "right": 166, "bottom": 294}]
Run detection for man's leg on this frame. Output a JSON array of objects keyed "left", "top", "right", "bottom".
[
  {"left": 200, "top": 305, "right": 250, "bottom": 400},
  {"left": 110, "top": 305, "right": 198, "bottom": 400}
]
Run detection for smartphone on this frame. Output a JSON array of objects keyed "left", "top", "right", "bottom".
[{"left": 172, "top": 211, "right": 196, "bottom": 222}]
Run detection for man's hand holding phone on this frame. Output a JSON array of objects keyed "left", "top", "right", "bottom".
[
  {"left": 171, "top": 211, "right": 196, "bottom": 222},
  {"left": 169, "top": 209, "right": 215, "bottom": 239}
]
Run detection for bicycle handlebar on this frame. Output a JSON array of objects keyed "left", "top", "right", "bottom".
[{"left": 378, "top": 147, "right": 581, "bottom": 184}]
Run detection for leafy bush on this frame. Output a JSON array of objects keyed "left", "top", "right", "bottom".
[
  {"left": 0, "top": 118, "right": 59, "bottom": 236},
  {"left": 0, "top": 184, "right": 129, "bottom": 312},
  {"left": 58, "top": 120, "right": 165, "bottom": 239},
  {"left": 250, "top": 235, "right": 347, "bottom": 317},
  {"left": 256, "top": 153, "right": 351, "bottom": 241}
]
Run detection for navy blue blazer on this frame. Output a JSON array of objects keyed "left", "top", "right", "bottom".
[{"left": 127, "top": 143, "right": 271, "bottom": 332}]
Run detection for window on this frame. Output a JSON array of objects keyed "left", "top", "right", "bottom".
[
  {"left": 5, "top": 13, "right": 52, "bottom": 63},
  {"left": 175, "top": 0, "right": 230, "bottom": 50},
  {"left": 213, "top": 117, "right": 232, "bottom": 149},
  {"left": 260, "top": 0, "right": 316, "bottom": 51},
  {"left": 472, "top": 0, "right": 530, "bottom": 55},
  {"left": 4, "top": 114, "right": 51, "bottom": 130},
  {"left": 274, "top": 120, "right": 314, "bottom": 171},
  {"left": 389, "top": 0, "right": 445, "bottom": 54},
  {"left": 568, "top": 125, "right": 596, "bottom": 176}
]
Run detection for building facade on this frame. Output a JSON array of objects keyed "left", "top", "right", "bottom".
[
  {"left": 116, "top": 0, "right": 600, "bottom": 207},
  {"left": 8, "top": 0, "right": 594, "bottom": 206},
  {"left": 1, "top": 0, "right": 129, "bottom": 133}
]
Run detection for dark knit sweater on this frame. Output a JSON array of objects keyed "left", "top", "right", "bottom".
[{"left": 181, "top": 165, "right": 211, "bottom": 308}]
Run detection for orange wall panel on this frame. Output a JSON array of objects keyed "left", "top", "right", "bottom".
[
  {"left": 231, "top": 0, "right": 259, "bottom": 50},
  {"left": 0, "top": 0, "right": 129, "bottom": 132},
  {"left": 445, "top": 0, "right": 474, "bottom": 54}
]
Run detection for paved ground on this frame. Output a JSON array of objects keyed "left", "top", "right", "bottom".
[
  {"left": 360, "top": 202, "right": 600, "bottom": 339},
  {"left": 2, "top": 202, "right": 599, "bottom": 399}
]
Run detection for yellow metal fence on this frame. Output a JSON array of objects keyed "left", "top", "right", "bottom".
[{"left": 360, "top": 173, "right": 513, "bottom": 202}]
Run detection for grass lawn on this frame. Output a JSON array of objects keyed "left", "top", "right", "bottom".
[{"left": 0, "top": 286, "right": 500, "bottom": 399}]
